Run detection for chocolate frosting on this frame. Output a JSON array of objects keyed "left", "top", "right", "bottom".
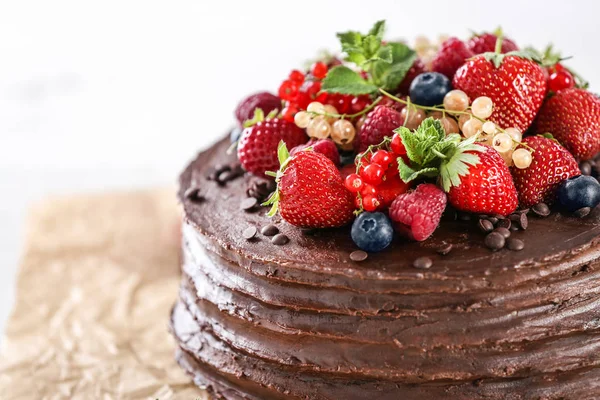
[{"left": 172, "top": 136, "right": 600, "bottom": 399}]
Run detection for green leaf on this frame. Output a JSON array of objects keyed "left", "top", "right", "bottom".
[
  {"left": 362, "top": 35, "right": 380, "bottom": 59},
  {"left": 439, "top": 149, "right": 480, "bottom": 192},
  {"left": 277, "top": 141, "right": 289, "bottom": 166},
  {"left": 368, "top": 20, "right": 386, "bottom": 41},
  {"left": 321, "top": 66, "right": 378, "bottom": 95},
  {"left": 376, "top": 45, "right": 393, "bottom": 63},
  {"left": 337, "top": 31, "right": 362, "bottom": 48},
  {"left": 371, "top": 42, "right": 417, "bottom": 91},
  {"left": 243, "top": 108, "right": 265, "bottom": 128}
]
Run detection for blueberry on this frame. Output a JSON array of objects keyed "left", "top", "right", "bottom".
[
  {"left": 409, "top": 72, "right": 452, "bottom": 107},
  {"left": 230, "top": 126, "right": 243, "bottom": 143},
  {"left": 557, "top": 175, "right": 600, "bottom": 212},
  {"left": 351, "top": 212, "right": 394, "bottom": 252}
]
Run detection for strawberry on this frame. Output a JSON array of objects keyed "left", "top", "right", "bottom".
[
  {"left": 290, "top": 139, "right": 340, "bottom": 166},
  {"left": 235, "top": 92, "right": 281, "bottom": 125},
  {"left": 357, "top": 105, "right": 403, "bottom": 152},
  {"left": 446, "top": 145, "right": 518, "bottom": 216},
  {"left": 237, "top": 110, "right": 307, "bottom": 178},
  {"left": 389, "top": 183, "right": 447, "bottom": 241},
  {"left": 453, "top": 52, "right": 547, "bottom": 132},
  {"left": 511, "top": 136, "right": 581, "bottom": 207},
  {"left": 467, "top": 32, "right": 518, "bottom": 54},
  {"left": 431, "top": 37, "right": 474, "bottom": 80},
  {"left": 395, "top": 118, "right": 518, "bottom": 216},
  {"left": 264, "top": 145, "right": 355, "bottom": 228},
  {"left": 396, "top": 58, "right": 427, "bottom": 94},
  {"left": 533, "top": 88, "right": 600, "bottom": 160}
]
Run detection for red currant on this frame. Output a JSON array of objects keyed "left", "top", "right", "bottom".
[
  {"left": 548, "top": 70, "right": 575, "bottom": 92},
  {"left": 390, "top": 133, "right": 407, "bottom": 156},
  {"left": 281, "top": 103, "right": 299, "bottom": 122},
  {"left": 311, "top": 62, "right": 328, "bottom": 80},
  {"left": 360, "top": 183, "right": 378, "bottom": 197},
  {"left": 362, "top": 194, "right": 380, "bottom": 212},
  {"left": 344, "top": 174, "right": 364, "bottom": 193},
  {"left": 361, "top": 163, "right": 385, "bottom": 185},
  {"left": 371, "top": 150, "right": 394, "bottom": 170},
  {"left": 289, "top": 70, "right": 305, "bottom": 84},
  {"left": 279, "top": 80, "right": 299, "bottom": 102}
]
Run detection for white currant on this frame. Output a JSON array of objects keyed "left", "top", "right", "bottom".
[{"left": 471, "top": 96, "right": 493, "bottom": 119}]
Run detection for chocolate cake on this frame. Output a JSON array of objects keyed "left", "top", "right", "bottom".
[{"left": 171, "top": 21, "right": 600, "bottom": 399}]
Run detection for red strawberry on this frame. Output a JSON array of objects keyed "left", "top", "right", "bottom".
[
  {"left": 453, "top": 54, "right": 547, "bottom": 132},
  {"left": 235, "top": 92, "right": 281, "bottom": 125},
  {"left": 397, "top": 58, "right": 427, "bottom": 94},
  {"left": 237, "top": 116, "right": 307, "bottom": 178},
  {"left": 467, "top": 33, "right": 518, "bottom": 54},
  {"left": 431, "top": 37, "right": 475, "bottom": 80},
  {"left": 377, "top": 173, "right": 411, "bottom": 209},
  {"left": 269, "top": 150, "right": 355, "bottom": 228},
  {"left": 290, "top": 139, "right": 340, "bottom": 165},
  {"left": 533, "top": 88, "right": 600, "bottom": 160},
  {"left": 357, "top": 105, "right": 403, "bottom": 152},
  {"left": 389, "top": 183, "right": 447, "bottom": 241},
  {"left": 511, "top": 136, "right": 580, "bottom": 207},
  {"left": 447, "top": 145, "right": 518, "bottom": 216}
]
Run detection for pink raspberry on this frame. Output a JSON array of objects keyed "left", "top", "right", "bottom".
[
  {"left": 431, "top": 37, "right": 475, "bottom": 80},
  {"left": 357, "top": 105, "right": 403, "bottom": 153},
  {"left": 290, "top": 139, "right": 340, "bottom": 166},
  {"left": 389, "top": 183, "right": 447, "bottom": 241},
  {"left": 235, "top": 92, "right": 281, "bottom": 125}
]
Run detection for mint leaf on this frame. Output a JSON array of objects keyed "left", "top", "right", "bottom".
[
  {"left": 321, "top": 66, "right": 378, "bottom": 95},
  {"left": 363, "top": 35, "right": 380, "bottom": 59},
  {"left": 371, "top": 42, "right": 417, "bottom": 91},
  {"left": 368, "top": 20, "right": 386, "bottom": 41}
]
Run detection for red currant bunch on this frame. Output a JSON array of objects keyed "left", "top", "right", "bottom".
[
  {"left": 344, "top": 133, "right": 411, "bottom": 212},
  {"left": 325, "top": 93, "right": 372, "bottom": 115}
]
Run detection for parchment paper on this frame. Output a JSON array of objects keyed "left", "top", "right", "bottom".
[{"left": 0, "top": 189, "right": 206, "bottom": 399}]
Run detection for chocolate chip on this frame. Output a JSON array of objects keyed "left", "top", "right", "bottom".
[
  {"left": 247, "top": 179, "right": 276, "bottom": 201},
  {"left": 518, "top": 208, "right": 530, "bottom": 214},
  {"left": 240, "top": 197, "right": 258, "bottom": 211},
  {"left": 506, "top": 238, "right": 524, "bottom": 251},
  {"left": 497, "top": 218, "right": 511, "bottom": 229},
  {"left": 184, "top": 187, "right": 204, "bottom": 202},
  {"left": 271, "top": 233, "right": 289, "bottom": 245},
  {"left": 242, "top": 226, "right": 257, "bottom": 240},
  {"left": 413, "top": 257, "right": 433, "bottom": 269},
  {"left": 217, "top": 170, "right": 234, "bottom": 184},
  {"left": 518, "top": 213, "right": 528, "bottom": 230},
  {"left": 436, "top": 243, "right": 453, "bottom": 256},
  {"left": 581, "top": 161, "right": 592, "bottom": 176},
  {"left": 261, "top": 224, "right": 279, "bottom": 236},
  {"left": 485, "top": 232, "right": 506, "bottom": 251},
  {"left": 494, "top": 227, "right": 511, "bottom": 239},
  {"left": 350, "top": 250, "right": 368, "bottom": 262},
  {"left": 487, "top": 216, "right": 499, "bottom": 225},
  {"left": 230, "top": 163, "right": 245, "bottom": 177},
  {"left": 532, "top": 202, "right": 550, "bottom": 217},
  {"left": 509, "top": 224, "right": 519, "bottom": 231},
  {"left": 494, "top": 214, "right": 505, "bottom": 220},
  {"left": 478, "top": 219, "right": 494, "bottom": 233},
  {"left": 574, "top": 207, "right": 591, "bottom": 218}
]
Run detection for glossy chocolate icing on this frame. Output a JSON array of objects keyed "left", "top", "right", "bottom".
[{"left": 172, "top": 137, "right": 600, "bottom": 399}]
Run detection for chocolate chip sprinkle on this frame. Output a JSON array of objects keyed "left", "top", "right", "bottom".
[
  {"left": 494, "top": 227, "right": 511, "bottom": 239},
  {"left": 271, "top": 233, "right": 289, "bottom": 245},
  {"left": 506, "top": 238, "right": 524, "bottom": 251},
  {"left": 261, "top": 224, "right": 279, "bottom": 236},
  {"left": 532, "top": 202, "right": 551, "bottom": 217},
  {"left": 247, "top": 179, "right": 277, "bottom": 202},
  {"left": 478, "top": 219, "right": 494, "bottom": 233},
  {"left": 242, "top": 226, "right": 257, "bottom": 240},
  {"left": 510, "top": 212, "right": 528, "bottom": 230},
  {"left": 485, "top": 232, "right": 505, "bottom": 251},
  {"left": 350, "top": 250, "right": 368, "bottom": 262},
  {"left": 497, "top": 218, "right": 511, "bottom": 230},
  {"left": 240, "top": 197, "right": 258, "bottom": 211},
  {"left": 574, "top": 207, "right": 591, "bottom": 218},
  {"left": 436, "top": 243, "right": 453, "bottom": 256},
  {"left": 413, "top": 256, "right": 433, "bottom": 269},
  {"left": 487, "top": 216, "right": 499, "bottom": 225},
  {"left": 184, "top": 186, "right": 204, "bottom": 202}
]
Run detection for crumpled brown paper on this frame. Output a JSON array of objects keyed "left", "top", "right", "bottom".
[{"left": 0, "top": 189, "right": 206, "bottom": 399}]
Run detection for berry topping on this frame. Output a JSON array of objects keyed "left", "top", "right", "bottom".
[
  {"left": 264, "top": 144, "right": 355, "bottom": 228},
  {"left": 431, "top": 37, "right": 475, "bottom": 80},
  {"left": 290, "top": 138, "right": 340, "bottom": 166},
  {"left": 533, "top": 88, "right": 600, "bottom": 160},
  {"left": 357, "top": 105, "right": 403, "bottom": 152},
  {"left": 351, "top": 212, "right": 394, "bottom": 252},
  {"left": 389, "top": 184, "right": 447, "bottom": 241},
  {"left": 235, "top": 92, "right": 281, "bottom": 125},
  {"left": 557, "top": 175, "right": 600, "bottom": 212},
  {"left": 510, "top": 136, "right": 580, "bottom": 208},
  {"left": 237, "top": 110, "right": 308, "bottom": 178},
  {"left": 409, "top": 72, "right": 452, "bottom": 107}
]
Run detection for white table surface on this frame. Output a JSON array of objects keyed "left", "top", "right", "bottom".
[{"left": 1, "top": 0, "right": 599, "bottom": 336}]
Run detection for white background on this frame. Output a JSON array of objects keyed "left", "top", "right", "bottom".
[{"left": 1, "top": 0, "right": 599, "bottom": 334}]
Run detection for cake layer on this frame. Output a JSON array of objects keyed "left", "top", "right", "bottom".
[{"left": 174, "top": 137, "right": 600, "bottom": 399}]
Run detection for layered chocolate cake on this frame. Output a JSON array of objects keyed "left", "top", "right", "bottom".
[{"left": 172, "top": 21, "right": 600, "bottom": 399}]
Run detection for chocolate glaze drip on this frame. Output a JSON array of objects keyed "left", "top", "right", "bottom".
[{"left": 172, "top": 137, "right": 600, "bottom": 399}]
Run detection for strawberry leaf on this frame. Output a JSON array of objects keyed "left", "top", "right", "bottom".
[
  {"left": 321, "top": 66, "right": 378, "bottom": 95},
  {"left": 243, "top": 108, "right": 265, "bottom": 128}
]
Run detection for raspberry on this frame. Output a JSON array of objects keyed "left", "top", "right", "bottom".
[
  {"left": 467, "top": 33, "right": 518, "bottom": 54},
  {"left": 357, "top": 105, "right": 403, "bottom": 152},
  {"left": 235, "top": 92, "right": 281, "bottom": 125},
  {"left": 389, "top": 183, "right": 447, "bottom": 241},
  {"left": 396, "top": 58, "right": 426, "bottom": 94},
  {"left": 431, "top": 37, "right": 475, "bottom": 80},
  {"left": 290, "top": 139, "right": 340, "bottom": 166}
]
